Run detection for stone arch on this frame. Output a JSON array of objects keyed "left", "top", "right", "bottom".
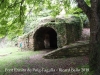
[{"left": 33, "top": 26, "right": 57, "bottom": 50}]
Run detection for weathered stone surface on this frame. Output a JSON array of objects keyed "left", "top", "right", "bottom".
[
  {"left": 43, "top": 40, "right": 89, "bottom": 59},
  {"left": 18, "top": 16, "right": 82, "bottom": 50}
]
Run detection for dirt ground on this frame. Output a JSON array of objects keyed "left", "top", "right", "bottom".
[
  {"left": 81, "top": 28, "right": 90, "bottom": 40},
  {"left": 8, "top": 50, "right": 89, "bottom": 75}
]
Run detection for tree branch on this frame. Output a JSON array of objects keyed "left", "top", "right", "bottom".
[
  {"left": 21, "top": 0, "right": 25, "bottom": 6},
  {"left": 0, "top": 0, "right": 4, "bottom": 4},
  {"left": 76, "top": 0, "right": 91, "bottom": 16},
  {"left": 19, "top": 0, "right": 25, "bottom": 22}
]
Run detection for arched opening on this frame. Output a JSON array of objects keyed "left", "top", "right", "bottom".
[{"left": 33, "top": 27, "right": 57, "bottom": 50}]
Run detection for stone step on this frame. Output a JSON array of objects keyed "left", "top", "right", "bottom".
[{"left": 43, "top": 40, "right": 89, "bottom": 59}]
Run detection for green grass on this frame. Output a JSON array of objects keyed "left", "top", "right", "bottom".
[
  {"left": 0, "top": 47, "right": 93, "bottom": 75},
  {"left": 0, "top": 47, "right": 39, "bottom": 75},
  {"left": 0, "top": 47, "right": 18, "bottom": 55}
]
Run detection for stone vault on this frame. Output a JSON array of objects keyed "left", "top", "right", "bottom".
[{"left": 18, "top": 16, "right": 82, "bottom": 50}]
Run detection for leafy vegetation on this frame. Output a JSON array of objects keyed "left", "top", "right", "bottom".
[{"left": 0, "top": 0, "right": 86, "bottom": 39}]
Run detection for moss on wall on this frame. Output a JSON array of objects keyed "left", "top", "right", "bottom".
[
  {"left": 18, "top": 16, "right": 82, "bottom": 50},
  {"left": 63, "top": 16, "right": 82, "bottom": 44}
]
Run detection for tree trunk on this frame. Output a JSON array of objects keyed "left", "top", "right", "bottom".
[
  {"left": 89, "top": 14, "right": 100, "bottom": 74},
  {"left": 76, "top": 0, "right": 100, "bottom": 74}
]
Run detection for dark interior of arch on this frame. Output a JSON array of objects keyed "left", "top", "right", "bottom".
[{"left": 34, "top": 27, "right": 57, "bottom": 50}]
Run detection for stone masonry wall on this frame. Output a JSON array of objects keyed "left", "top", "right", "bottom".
[{"left": 18, "top": 16, "right": 82, "bottom": 50}]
